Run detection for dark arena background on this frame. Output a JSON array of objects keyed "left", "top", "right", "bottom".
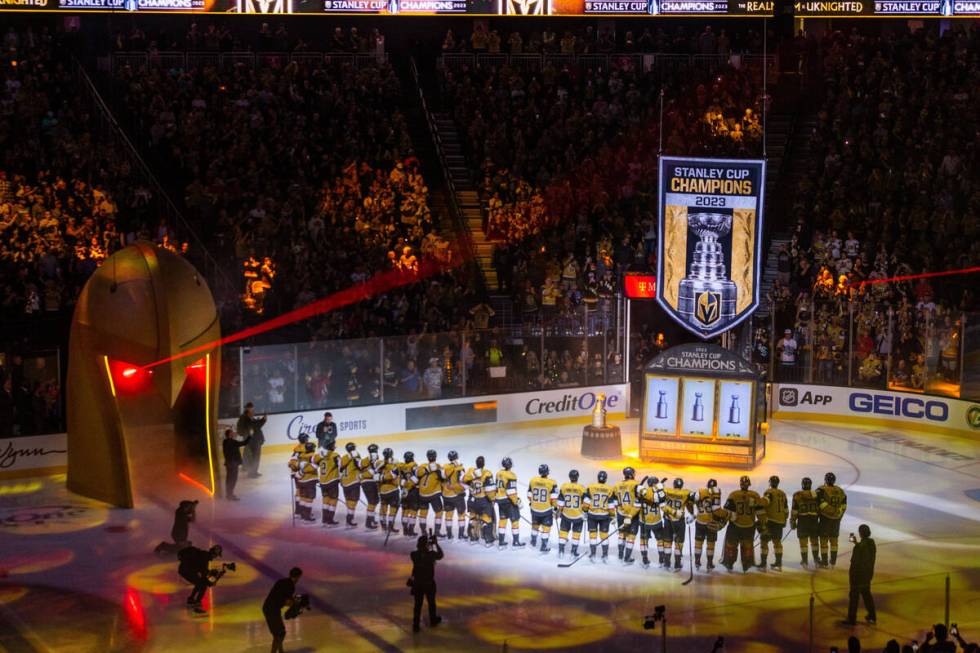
[{"left": 0, "top": 6, "right": 978, "bottom": 653}]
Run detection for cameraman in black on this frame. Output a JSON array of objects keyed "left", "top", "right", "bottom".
[
  {"left": 409, "top": 533, "right": 443, "bottom": 633},
  {"left": 154, "top": 499, "right": 197, "bottom": 555},
  {"left": 263, "top": 567, "right": 303, "bottom": 653},
  {"left": 178, "top": 544, "right": 224, "bottom": 614}
]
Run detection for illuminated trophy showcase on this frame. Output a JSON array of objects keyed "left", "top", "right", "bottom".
[{"left": 640, "top": 343, "right": 767, "bottom": 469}]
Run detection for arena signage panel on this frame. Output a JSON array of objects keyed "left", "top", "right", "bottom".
[
  {"left": 794, "top": 0, "right": 976, "bottom": 13},
  {"left": 656, "top": 156, "right": 765, "bottom": 340},
  {"left": 258, "top": 385, "right": 627, "bottom": 447},
  {"left": 773, "top": 384, "right": 980, "bottom": 435},
  {"left": 0, "top": 434, "right": 68, "bottom": 478}
]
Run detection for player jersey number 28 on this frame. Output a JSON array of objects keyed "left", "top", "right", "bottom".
[{"left": 531, "top": 487, "right": 551, "bottom": 503}]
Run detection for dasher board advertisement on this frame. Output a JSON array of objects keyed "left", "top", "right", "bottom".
[{"left": 656, "top": 156, "right": 765, "bottom": 340}]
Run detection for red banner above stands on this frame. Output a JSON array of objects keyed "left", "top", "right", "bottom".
[{"left": 624, "top": 274, "right": 657, "bottom": 300}]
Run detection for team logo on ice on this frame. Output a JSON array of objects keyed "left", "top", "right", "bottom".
[{"left": 656, "top": 157, "right": 766, "bottom": 339}]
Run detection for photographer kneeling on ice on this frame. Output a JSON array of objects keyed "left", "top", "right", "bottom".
[{"left": 177, "top": 544, "right": 234, "bottom": 614}]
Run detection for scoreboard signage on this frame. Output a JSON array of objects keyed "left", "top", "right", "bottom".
[
  {"left": 796, "top": 0, "right": 974, "bottom": 13},
  {"left": 656, "top": 156, "right": 765, "bottom": 340},
  {"left": 2, "top": 0, "right": 975, "bottom": 14}
]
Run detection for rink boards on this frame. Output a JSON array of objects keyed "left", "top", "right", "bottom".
[{"left": 4, "top": 382, "right": 977, "bottom": 479}]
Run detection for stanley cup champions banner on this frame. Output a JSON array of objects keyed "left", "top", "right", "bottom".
[{"left": 656, "top": 156, "right": 766, "bottom": 339}]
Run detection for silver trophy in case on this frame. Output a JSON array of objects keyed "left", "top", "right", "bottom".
[{"left": 678, "top": 212, "right": 737, "bottom": 329}]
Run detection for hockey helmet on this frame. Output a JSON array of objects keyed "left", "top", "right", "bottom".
[
  {"left": 345, "top": 442, "right": 357, "bottom": 453},
  {"left": 539, "top": 464, "right": 550, "bottom": 477},
  {"left": 368, "top": 443, "right": 379, "bottom": 454},
  {"left": 598, "top": 471, "right": 608, "bottom": 484},
  {"left": 325, "top": 440, "right": 336, "bottom": 451},
  {"left": 448, "top": 450, "right": 459, "bottom": 462},
  {"left": 673, "top": 478, "right": 684, "bottom": 489},
  {"left": 802, "top": 477, "right": 813, "bottom": 490},
  {"left": 305, "top": 442, "right": 316, "bottom": 453},
  {"left": 427, "top": 449, "right": 437, "bottom": 462},
  {"left": 824, "top": 472, "right": 836, "bottom": 486},
  {"left": 569, "top": 469, "right": 580, "bottom": 482},
  {"left": 297, "top": 433, "right": 310, "bottom": 444},
  {"left": 382, "top": 447, "right": 394, "bottom": 460},
  {"left": 623, "top": 466, "right": 635, "bottom": 480},
  {"left": 707, "top": 479, "right": 718, "bottom": 489},
  {"left": 769, "top": 475, "right": 780, "bottom": 488},
  {"left": 739, "top": 475, "right": 751, "bottom": 490},
  {"left": 209, "top": 545, "right": 223, "bottom": 558},
  {"left": 646, "top": 476, "right": 657, "bottom": 487},
  {"left": 502, "top": 457, "right": 513, "bottom": 470},
  {"left": 476, "top": 455, "right": 485, "bottom": 468},
  {"left": 404, "top": 451, "right": 415, "bottom": 463}
]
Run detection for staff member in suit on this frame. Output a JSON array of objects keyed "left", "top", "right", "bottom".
[
  {"left": 315, "top": 412, "right": 337, "bottom": 448},
  {"left": 237, "top": 402, "right": 267, "bottom": 478},
  {"left": 409, "top": 533, "right": 443, "bottom": 633},
  {"left": 222, "top": 428, "right": 251, "bottom": 500},
  {"left": 841, "top": 524, "right": 877, "bottom": 626}
]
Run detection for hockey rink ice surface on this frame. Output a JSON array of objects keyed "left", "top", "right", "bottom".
[{"left": 1, "top": 417, "right": 979, "bottom": 653}]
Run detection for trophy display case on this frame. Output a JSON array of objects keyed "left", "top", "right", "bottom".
[{"left": 639, "top": 343, "right": 766, "bottom": 469}]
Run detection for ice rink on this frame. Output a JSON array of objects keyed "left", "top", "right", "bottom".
[{"left": 2, "top": 416, "right": 979, "bottom": 653}]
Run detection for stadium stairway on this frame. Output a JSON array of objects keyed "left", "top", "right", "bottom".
[{"left": 430, "top": 111, "right": 498, "bottom": 292}]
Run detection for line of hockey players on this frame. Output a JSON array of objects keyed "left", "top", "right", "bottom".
[{"left": 288, "top": 436, "right": 848, "bottom": 571}]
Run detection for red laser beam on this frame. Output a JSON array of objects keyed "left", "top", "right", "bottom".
[
  {"left": 178, "top": 472, "right": 214, "bottom": 497},
  {"left": 853, "top": 265, "right": 980, "bottom": 287},
  {"left": 144, "top": 252, "right": 462, "bottom": 371}
]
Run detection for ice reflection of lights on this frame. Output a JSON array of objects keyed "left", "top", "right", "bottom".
[
  {"left": 0, "top": 549, "right": 74, "bottom": 575},
  {"left": 0, "top": 481, "right": 42, "bottom": 495},
  {"left": 469, "top": 605, "right": 615, "bottom": 649},
  {"left": 124, "top": 587, "right": 148, "bottom": 641}
]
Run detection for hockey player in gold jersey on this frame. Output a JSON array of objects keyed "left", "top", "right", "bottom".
[
  {"left": 399, "top": 451, "right": 420, "bottom": 536},
  {"left": 417, "top": 450, "right": 446, "bottom": 537},
  {"left": 288, "top": 434, "right": 313, "bottom": 518},
  {"left": 495, "top": 457, "right": 524, "bottom": 548},
  {"left": 584, "top": 471, "right": 616, "bottom": 562},
  {"left": 527, "top": 464, "right": 558, "bottom": 553},
  {"left": 817, "top": 472, "right": 847, "bottom": 567},
  {"left": 312, "top": 440, "right": 341, "bottom": 525},
  {"left": 791, "top": 477, "right": 820, "bottom": 567},
  {"left": 377, "top": 448, "right": 400, "bottom": 534},
  {"left": 289, "top": 439, "right": 318, "bottom": 523},
  {"left": 359, "top": 444, "right": 381, "bottom": 530},
  {"left": 340, "top": 442, "right": 363, "bottom": 527},
  {"left": 462, "top": 456, "right": 496, "bottom": 546},
  {"left": 442, "top": 450, "right": 467, "bottom": 540},
  {"left": 557, "top": 469, "right": 586, "bottom": 559},
  {"left": 693, "top": 479, "right": 722, "bottom": 570},
  {"left": 722, "top": 475, "right": 768, "bottom": 572},
  {"left": 613, "top": 467, "right": 641, "bottom": 565},
  {"left": 759, "top": 475, "right": 788, "bottom": 570},
  {"left": 662, "top": 478, "right": 694, "bottom": 571},
  {"left": 638, "top": 476, "right": 667, "bottom": 567}
]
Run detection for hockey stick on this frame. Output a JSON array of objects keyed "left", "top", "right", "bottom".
[
  {"left": 290, "top": 479, "right": 296, "bottom": 529},
  {"left": 782, "top": 525, "right": 795, "bottom": 543},
  {"left": 682, "top": 523, "right": 695, "bottom": 585},
  {"left": 557, "top": 525, "right": 619, "bottom": 568},
  {"left": 383, "top": 489, "right": 400, "bottom": 548}
]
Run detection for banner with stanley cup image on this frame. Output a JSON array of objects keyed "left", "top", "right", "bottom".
[{"left": 656, "top": 156, "right": 766, "bottom": 339}]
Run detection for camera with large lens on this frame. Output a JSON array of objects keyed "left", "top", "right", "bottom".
[
  {"left": 643, "top": 605, "right": 666, "bottom": 630},
  {"left": 284, "top": 594, "right": 310, "bottom": 620},
  {"left": 207, "top": 562, "right": 237, "bottom": 585}
]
